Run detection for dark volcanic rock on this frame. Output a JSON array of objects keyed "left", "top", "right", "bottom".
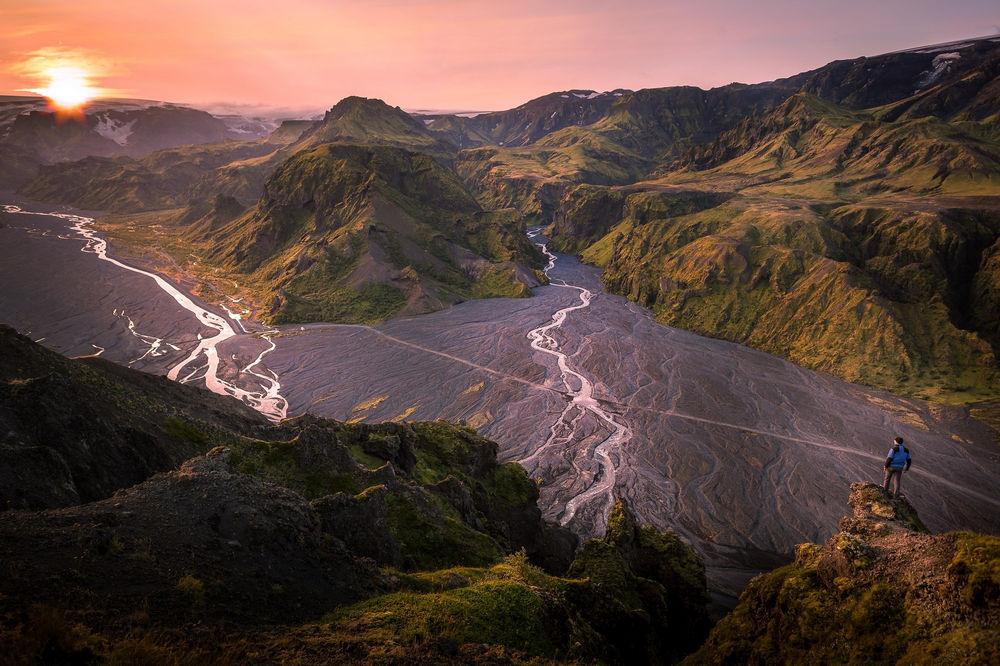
[
  {"left": 0, "top": 447, "right": 379, "bottom": 624},
  {"left": 312, "top": 484, "right": 402, "bottom": 567},
  {"left": 431, "top": 474, "right": 483, "bottom": 529},
  {"left": 360, "top": 425, "right": 418, "bottom": 476},
  {"left": 0, "top": 324, "right": 266, "bottom": 510},
  {"left": 569, "top": 499, "right": 711, "bottom": 664}
]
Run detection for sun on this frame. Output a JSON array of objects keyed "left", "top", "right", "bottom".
[{"left": 36, "top": 66, "right": 97, "bottom": 111}]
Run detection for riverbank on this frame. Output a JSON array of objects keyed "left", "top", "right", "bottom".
[{"left": 0, "top": 199, "right": 286, "bottom": 420}]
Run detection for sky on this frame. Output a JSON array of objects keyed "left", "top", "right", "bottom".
[{"left": 2, "top": 0, "right": 998, "bottom": 112}]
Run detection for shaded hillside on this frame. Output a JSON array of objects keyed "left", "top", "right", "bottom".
[
  {"left": 454, "top": 84, "right": 796, "bottom": 223},
  {"left": 0, "top": 324, "right": 265, "bottom": 509},
  {"left": 424, "top": 89, "right": 631, "bottom": 149},
  {"left": 197, "top": 142, "right": 544, "bottom": 324},
  {"left": 665, "top": 92, "right": 1000, "bottom": 195},
  {"left": 16, "top": 117, "right": 322, "bottom": 213},
  {"left": 796, "top": 38, "right": 1000, "bottom": 119},
  {"left": 454, "top": 135, "right": 652, "bottom": 223},
  {"left": 577, "top": 84, "right": 800, "bottom": 163},
  {"left": 19, "top": 138, "right": 286, "bottom": 212},
  {"left": 0, "top": 104, "right": 254, "bottom": 190},
  {"left": 686, "top": 482, "right": 1000, "bottom": 665},
  {"left": 0, "top": 330, "right": 711, "bottom": 664}
]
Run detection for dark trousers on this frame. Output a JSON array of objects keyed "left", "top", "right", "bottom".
[{"left": 883, "top": 467, "right": 903, "bottom": 496}]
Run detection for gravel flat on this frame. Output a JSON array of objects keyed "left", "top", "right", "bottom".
[{"left": 3, "top": 206, "right": 998, "bottom": 605}]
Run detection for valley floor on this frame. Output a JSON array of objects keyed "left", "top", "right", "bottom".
[{"left": 2, "top": 200, "right": 998, "bottom": 606}]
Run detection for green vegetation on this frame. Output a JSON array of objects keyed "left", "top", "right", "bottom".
[
  {"left": 272, "top": 282, "right": 407, "bottom": 326},
  {"left": 385, "top": 489, "right": 502, "bottom": 569},
  {"left": 160, "top": 415, "right": 210, "bottom": 447},
  {"left": 688, "top": 544, "right": 1000, "bottom": 665},
  {"left": 687, "top": 486, "right": 1000, "bottom": 665},
  {"left": 546, "top": 99, "right": 1000, "bottom": 403},
  {"left": 949, "top": 532, "right": 1000, "bottom": 608},
  {"left": 327, "top": 554, "right": 558, "bottom": 657},
  {"left": 176, "top": 575, "right": 206, "bottom": 608},
  {"left": 228, "top": 437, "right": 360, "bottom": 498}
]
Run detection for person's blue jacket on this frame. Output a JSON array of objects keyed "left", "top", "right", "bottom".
[{"left": 886, "top": 445, "right": 911, "bottom": 469}]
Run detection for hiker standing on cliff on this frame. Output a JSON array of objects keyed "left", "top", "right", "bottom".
[{"left": 883, "top": 436, "right": 912, "bottom": 498}]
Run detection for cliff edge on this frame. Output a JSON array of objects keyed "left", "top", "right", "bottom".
[{"left": 686, "top": 482, "right": 1000, "bottom": 664}]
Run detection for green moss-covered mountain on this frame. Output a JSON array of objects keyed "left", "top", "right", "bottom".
[
  {"left": 17, "top": 96, "right": 546, "bottom": 325},
  {"left": 292, "top": 95, "right": 457, "bottom": 158},
  {"left": 535, "top": 41, "right": 1000, "bottom": 404},
  {"left": 0, "top": 325, "right": 711, "bottom": 664},
  {"left": 685, "top": 482, "right": 1000, "bottom": 665},
  {"left": 545, "top": 89, "right": 1000, "bottom": 403},
  {"left": 199, "top": 141, "right": 543, "bottom": 324}
]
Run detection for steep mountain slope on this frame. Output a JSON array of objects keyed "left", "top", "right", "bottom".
[
  {"left": 796, "top": 37, "right": 1000, "bottom": 117},
  {"left": 454, "top": 84, "right": 798, "bottom": 223},
  {"left": 686, "top": 482, "right": 1000, "bottom": 665},
  {"left": 196, "top": 142, "right": 543, "bottom": 323},
  {"left": 547, "top": 77, "right": 1000, "bottom": 403},
  {"left": 665, "top": 92, "right": 1000, "bottom": 195},
  {"left": 0, "top": 329, "right": 711, "bottom": 664}
]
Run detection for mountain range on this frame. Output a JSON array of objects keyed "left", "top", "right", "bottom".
[
  {"left": 6, "top": 36, "right": 999, "bottom": 404},
  {"left": 2, "top": 33, "right": 1000, "bottom": 664}
]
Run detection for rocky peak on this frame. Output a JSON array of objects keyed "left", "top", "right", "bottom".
[
  {"left": 322, "top": 96, "right": 418, "bottom": 127},
  {"left": 839, "top": 481, "right": 930, "bottom": 537},
  {"left": 569, "top": 498, "right": 711, "bottom": 662}
]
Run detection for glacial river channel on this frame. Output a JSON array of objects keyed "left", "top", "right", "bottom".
[{"left": 3, "top": 203, "right": 999, "bottom": 607}]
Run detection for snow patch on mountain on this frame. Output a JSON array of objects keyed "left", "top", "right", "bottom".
[
  {"left": 94, "top": 115, "right": 137, "bottom": 146},
  {"left": 916, "top": 52, "right": 961, "bottom": 89}
]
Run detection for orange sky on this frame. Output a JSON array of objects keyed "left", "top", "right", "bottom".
[{"left": 2, "top": 0, "right": 998, "bottom": 112}]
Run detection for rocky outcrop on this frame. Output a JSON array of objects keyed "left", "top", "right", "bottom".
[
  {"left": 569, "top": 499, "right": 711, "bottom": 663},
  {"left": 312, "top": 484, "right": 402, "bottom": 567},
  {"left": 686, "top": 482, "right": 1000, "bottom": 665},
  {"left": 0, "top": 447, "right": 380, "bottom": 624}
]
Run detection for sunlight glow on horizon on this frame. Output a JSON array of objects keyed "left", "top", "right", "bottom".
[
  {"left": 1, "top": 1, "right": 998, "bottom": 111},
  {"left": 32, "top": 66, "right": 98, "bottom": 110},
  {"left": 7, "top": 46, "right": 115, "bottom": 113}
]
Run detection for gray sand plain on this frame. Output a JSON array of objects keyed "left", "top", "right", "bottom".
[{"left": 2, "top": 206, "right": 998, "bottom": 604}]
